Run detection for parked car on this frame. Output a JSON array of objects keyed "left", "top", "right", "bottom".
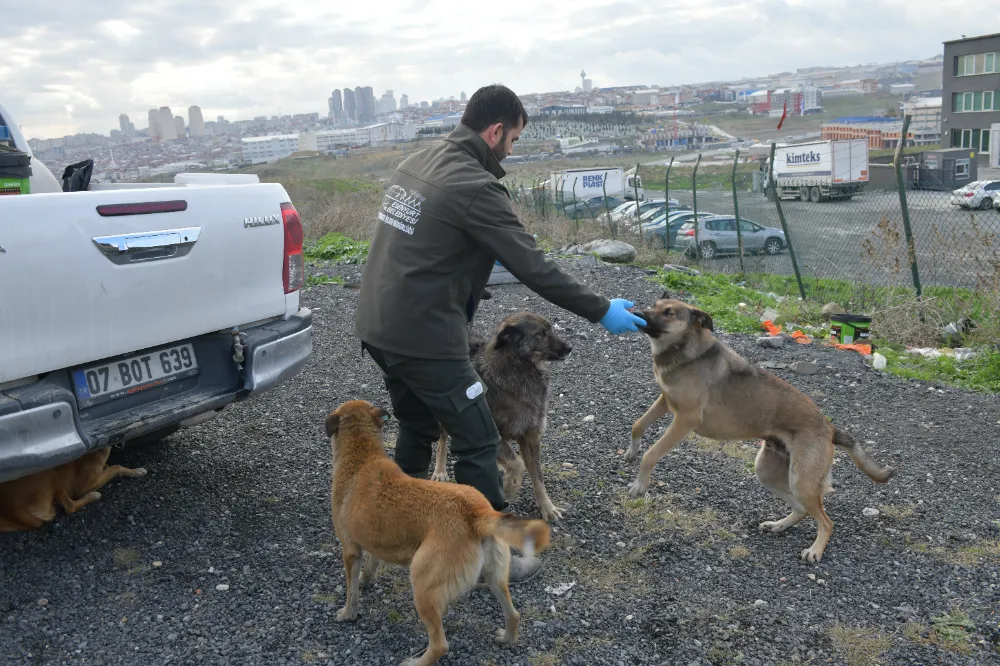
[
  {"left": 0, "top": 96, "right": 313, "bottom": 485},
  {"left": 950, "top": 180, "right": 1000, "bottom": 210},
  {"left": 622, "top": 209, "right": 701, "bottom": 248},
  {"left": 606, "top": 197, "right": 679, "bottom": 223},
  {"left": 679, "top": 215, "right": 786, "bottom": 259},
  {"left": 562, "top": 195, "right": 625, "bottom": 219}
]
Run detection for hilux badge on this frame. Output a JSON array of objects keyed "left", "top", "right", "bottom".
[{"left": 244, "top": 214, "right": 281, "bottom": 228}]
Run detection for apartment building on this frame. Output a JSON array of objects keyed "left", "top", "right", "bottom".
[{"left": 942, "top": 32, "right": 1000, "bottom": 154}]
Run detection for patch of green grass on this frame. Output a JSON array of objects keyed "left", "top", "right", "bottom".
[
  {"left": 112, "top": 548, "right": 140, "bottom": 570},
  {"left": 388, "top": 609, "right": 405, "bottom": 623},
  {"left": 904, "top": 611, "right": 976, "bottom": 654},
  {"left": 876, "top": 346, "right": 1000, "bottom": 394},
  {"left": 304, "top": 233, "right": 370, "bottom": 264},
  {"left": 828, "top": 624, "right": 894, "bottom": 666},
  {"left": 305, "top": 273, "right": 344, "bottom": 289},
  {"left": 657, "top": 269, "right": 778, "bottom": 334}
]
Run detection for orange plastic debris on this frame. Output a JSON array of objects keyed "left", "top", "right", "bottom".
[
  {"left": 833, "top": 343, "right": 872, "bottom": 355},
  {"left": 762, "top": 320, "right": 782, "bottom": 335},
  {"left": 790, "top": 330, "right": 811, "bottom": 344}
]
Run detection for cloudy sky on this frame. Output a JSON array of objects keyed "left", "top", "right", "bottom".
[{"left": 1, "top": 0, "right": 972, "bottom": 140}]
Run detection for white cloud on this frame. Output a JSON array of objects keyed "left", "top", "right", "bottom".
[{"left": 0, "top": 0, "right": 969, "bottom": 139}]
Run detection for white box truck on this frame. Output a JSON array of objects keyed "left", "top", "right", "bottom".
[
  {"left": 548, "top": 166, "right": 644, "bottom": 202},
  {"left": 765, "top": 138, "right": 869, "bottom": 203}
]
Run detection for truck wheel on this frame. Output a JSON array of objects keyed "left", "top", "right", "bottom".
[
  {"left": 699, "top": 241, "right": 717, "bottom": 260},
  {"left": 799, "top": 187, "right": 810, "bottom": 202},
  {"left": 764, "top": 238, "right": 782, "bottom": 255},
  {"left": 810, "top": 187, "right": 821, "bottom": 203}
]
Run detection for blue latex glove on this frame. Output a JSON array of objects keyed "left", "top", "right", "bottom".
[{"left": 599, "top": 298, "right": 646, "bottom": 334}]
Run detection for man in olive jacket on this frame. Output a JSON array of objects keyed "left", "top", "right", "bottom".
[{"left": 355, "top": 84, "right": 644, "bottom": 582}]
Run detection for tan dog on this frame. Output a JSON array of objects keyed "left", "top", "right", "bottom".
[
  {"left": 325, "top": 399, "right": 551, "bottom": 666},
  {"left": 626, "top": 295, "right": 894, "bottom": 563},
  {"left": 0, "top": 447, "right": 147, "bottom": 532}
]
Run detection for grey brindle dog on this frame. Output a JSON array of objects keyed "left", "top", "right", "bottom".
[{"left": 433, "top": 312, "right": 572, "bottom": 522}]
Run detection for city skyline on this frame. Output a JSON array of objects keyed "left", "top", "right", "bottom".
[{"left": 3, "top": 0, "right": 967, "bottom": 139}]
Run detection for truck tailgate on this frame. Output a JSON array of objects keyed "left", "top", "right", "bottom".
[
  {"left": 832, "top": 139, "right": 869, "bottom": 183},
  {"left": 0, "top": 183, "right": 295, "bottom": 383}
]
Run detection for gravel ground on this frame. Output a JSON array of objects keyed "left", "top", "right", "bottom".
[{"left": 2, "top": 257, "right": 999, "bottom": 666}]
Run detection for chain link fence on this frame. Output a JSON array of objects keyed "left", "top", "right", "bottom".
[{"left": 506, "top": 116, "right": 1000, "bottom": 344}]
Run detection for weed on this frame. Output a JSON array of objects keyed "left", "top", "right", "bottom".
[
  {"left": 388, "top": 609, "right": 405, "bottom": 623},
  {"left": 904, "top": 610, "right": 976, "bottom": 654},
  {"left": 727, "top": 545, "right": 751, "bottom": 560},
  {"left": 877, "top": 503, "right": 916, "bottom": 520},
  {"left": 828, "top": 623, "right": 893, "bottom": 666},
  {"left": 905, "top": 539, "right": 1000, "bottom": 567},
  {"left": 312, "top": 594, "right": 339, "bottom": 604},
  {"left": 304, "top": 233, "right": 370, "bottom": 264},
  {"left": 305, "top": 273, "right": 344, "bottom": 289}
]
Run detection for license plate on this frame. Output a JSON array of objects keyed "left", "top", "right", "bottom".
[{"left": 72, "top": 343, "right": 200, "bottom": 408}]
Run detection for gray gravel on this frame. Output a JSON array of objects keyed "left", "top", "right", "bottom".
[{"left": 2, "top": 257, "right": 999, "bottom": 665}]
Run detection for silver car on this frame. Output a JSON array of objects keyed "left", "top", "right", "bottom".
[{"left": 679, "top": 215, "right": 786, "bottom": 259}]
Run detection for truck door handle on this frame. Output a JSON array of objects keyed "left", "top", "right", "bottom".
[{"left": 92, "top": 227, "right": 202, "bottom": 265}]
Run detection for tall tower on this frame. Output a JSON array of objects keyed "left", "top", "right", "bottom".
[
  {"left": 147, "top": 109, "right": 160, "bottom": 141},
  {"left": 158, "top": 106, "right": 177, "bottom": 140},
  {"left": 119, "top": 114, "right": 131, "bottom": 133},
  {"left": 189, "top": 106, "right": 205, "bottom": 137},
  {"left": 580, "top": 69, "right": 587, "bottom": 92}
]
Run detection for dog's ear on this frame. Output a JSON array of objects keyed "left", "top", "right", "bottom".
[
  {"left": 324, "top": 412, "right": 340, "bottom": 438},
  {"left": 370, "top": 405, "right": 390, "bottom": 427},
  {"left": 690, "top": 307, "right": 714, "bottom": 332},
  {"left": 494, "top": 322, "right": 524, "bottom": 349}
]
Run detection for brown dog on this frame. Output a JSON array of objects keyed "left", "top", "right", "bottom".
[
  {"left": 432, "top": 312, "right": 572, "bottom": 522},
  {"left": 626, "top": 295, "right": 894, "bottom": 563},
  {"left": 0, "top": 447, "right": 147, "bottom": 532},
  {"left": 325, "top": 399, "right": 551, "bottom": 666}
]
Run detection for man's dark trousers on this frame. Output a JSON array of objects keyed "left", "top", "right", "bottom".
[{"left": 362, "top": 343, "right": 506, "bottom": 511}]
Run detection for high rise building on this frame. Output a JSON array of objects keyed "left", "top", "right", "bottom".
[
  {"left": 380, "top": 90, "right": 397, "bottom": 115},
  {"left": 583, "top": 78, "right": 593, "bottom": 93},
  {"left": 329, "top": 89, "right": 344, "bottom": 120},
  {"left": 119, "top": 114, "right": 131, "bottom": 133},
  {"left": 344, "top": 87, "right": 357, "bottom": 123},
  {"left": 400, "top": 94, "right": 409, "bottom": 109},
  {"left": 420, "top": 101, "right": 429, "bottom": 109},
  {"left": 147, "top": 109, "right": 160, "bottom": 140},
  {"left": 460, "top": 91, "right": 467, "bottom": 102},
  {"left": 174, "top": 115, "right": 186, "bottom": 139},
  {"left": 355, "top": 86, "right": 376, "bottom": 123},
  {"left": 158, "top": 106, "right": 177, "bottom": 140},
  {"left": 189, "top": 106, "right": 205, "bottom": 137}
]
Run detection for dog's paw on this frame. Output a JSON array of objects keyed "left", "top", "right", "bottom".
[
  {"left": 86, "top": 491, "right": 102, "bottom": 501},
  {"left": 800, "top": 546, "right": 824, "bottom": 564},
  {"left": 494, "top": 628, "right": 518, "bottom": 645},
  {"left": 626, "top": 479, "right": 648, "bottom": 500},
  {"left": 430, "top": 471, "right": 450, "bottom": 483},
  {"left": 335, "top": 606, "right": 358, "bottom": 622},
  {"left": 539, "top": 502, "right": 564, "bottom": 522},
  {"left": 759, "top": 520, "right": 785, "bottom": 534},
  {"left": 134, "top": 468, "right": 148, "bottom": 477},
  {"left": 623, "top": 439, "right": 641, "bottom": 463}
]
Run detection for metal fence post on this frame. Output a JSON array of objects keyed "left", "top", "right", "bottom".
[
  {"left": 632, "top": 163, "right": 642, "bottom": 239},
  {"left": 767, "top": 142, "right": 806, "bottom": 300},
  {"left": 732, "top": 149, "right": 745, "bottom": 273},
  {"left": 602, "top": 173, "right": 616, "bottom": 239},
  {"left": 893, "top": 114, "right": 924, "bottom": 310},
  {"left": 665, "top": 157, "right": 674, "bottom": 250},
  {"left": 692, "top": 153, "right": 702, "bottom": 257}
]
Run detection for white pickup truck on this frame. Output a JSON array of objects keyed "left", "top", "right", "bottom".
[{"left": 0, "top": 98, "right": 313, "bottom": 484}]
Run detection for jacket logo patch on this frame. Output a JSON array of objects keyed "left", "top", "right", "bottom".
[
  {"left": 465, "top": 381, "right": 484, "bottom": 400},
  {"left": 377, "top": 184, "right": 425, "bottom": 236}
]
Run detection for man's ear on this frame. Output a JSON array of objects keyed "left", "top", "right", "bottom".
[
  {"left": 494, "top": 322, "right": 523, "bottom": 349},
  {"left": 324, "top": 412, "right": 340, "bottom": 438},
  {"left": 690, "top": 308, "right": 714, "bottom": 332},
  {"left": 371, "top": 406, "right": 390, "bottom": 427}
]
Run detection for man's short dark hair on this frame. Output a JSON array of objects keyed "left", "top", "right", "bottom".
[{"left": 460, "top": 84, "right": 529, "bottom": 133}]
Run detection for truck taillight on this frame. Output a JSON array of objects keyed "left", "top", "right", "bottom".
[{"left": 281, "top": 202, "right": 304, "bottom": 293}]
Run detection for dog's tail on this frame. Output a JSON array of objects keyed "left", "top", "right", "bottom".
[
  {"left": 833, "top": 428, "right": 894, "bottom": 483},
  {"left": 480, "top": 514, "right": 551, "bottom": 557}
]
